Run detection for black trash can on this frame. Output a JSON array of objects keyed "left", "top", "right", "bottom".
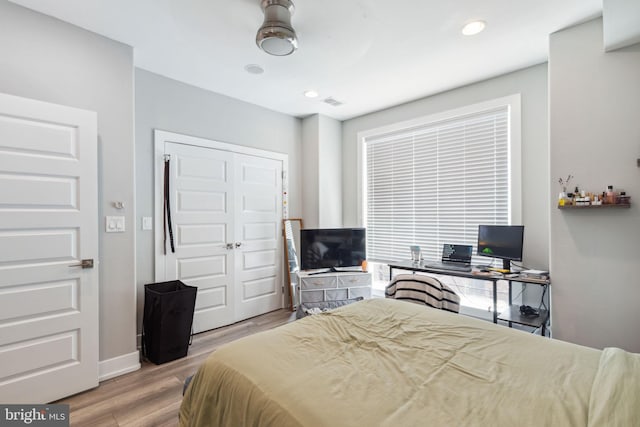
[{"left": 142, "top": 280, "right": 197, "bottom": 364}]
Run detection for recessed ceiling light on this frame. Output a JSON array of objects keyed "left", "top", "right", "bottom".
[
  {"left": 304, "top": 90, "right": 319, "bottom": 98},
  {"left": 244, "top": 64, "right": 265, "bottom": 74},
  {"left": 461, "top": 20, "right": 486, "bottom": 36}
]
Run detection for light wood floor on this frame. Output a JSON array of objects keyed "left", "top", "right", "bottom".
[{"left": 58, "top": 309, "right": 297, "bottom": 426}]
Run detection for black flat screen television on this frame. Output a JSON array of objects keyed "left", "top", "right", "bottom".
[
  {"left": 300, "top": 228, "right": 366, "bottom": 270},
  {"left": 477, "top": 225, "right": 524, "bottom": 271}
]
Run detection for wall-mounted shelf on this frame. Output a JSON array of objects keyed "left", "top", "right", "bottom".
[{"left": 557, "top": 204, "right": 631, "bottom": 209}]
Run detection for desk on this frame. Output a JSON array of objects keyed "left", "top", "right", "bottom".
[{"left": 387, "top": 261, "right": 551, "bottom": 335}]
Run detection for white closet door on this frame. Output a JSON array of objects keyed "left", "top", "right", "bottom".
[
  {"left": 234, "top": 153, "right": 283, "bottom": 320},
  {"left": 0, "top": 93, "right": 98, "bottom": 403},
  {"left": 156, "top": 132, "right": 286, "bottom": 333},
  {"left": 162, "top": 142, "right": 235, "bottom": 333}
]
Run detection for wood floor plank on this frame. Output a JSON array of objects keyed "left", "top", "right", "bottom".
[
  {"left": 58, "top": 308, "right": 295, "bottom": 426},
  {"left": 111, "top": 378, "right": 182, "bottom": 426}
]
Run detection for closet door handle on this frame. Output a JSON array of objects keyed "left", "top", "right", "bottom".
[
  {"left": 235, "top": 242, "right": 242, "bottom": 248},
  {"left": 225, "top": 243, "right": 234, "bottom": 250}
]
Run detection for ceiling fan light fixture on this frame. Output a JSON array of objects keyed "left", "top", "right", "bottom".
[{"left": 256, "top": 0, "right": 298, "bottom": 56}]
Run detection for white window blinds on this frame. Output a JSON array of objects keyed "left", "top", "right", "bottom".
[{"left": 365, "top": 107, "right": 509, "bottom": 263}]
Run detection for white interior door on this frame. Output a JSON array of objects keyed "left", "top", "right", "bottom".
[
  {"left": 161, "top": 142, "right": 235, "bottom": 333},
  {"left": 0, "top": 93, "right": 99, "bottom": 403},
  {"left": 234, "top": 154, "right": 283, "bottom": 320}
]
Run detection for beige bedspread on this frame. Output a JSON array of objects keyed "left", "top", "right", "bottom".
[{"left": 180, "top": 298, "right": 629, "bottom": 426}]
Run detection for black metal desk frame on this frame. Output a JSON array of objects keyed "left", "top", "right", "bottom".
[{"left": 387, "top": 261, "right": 550, "bottom": 335}]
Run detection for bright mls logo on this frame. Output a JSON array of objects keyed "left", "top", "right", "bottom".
[{"left": 1, "top": 405, "right": 69, "bottom": 426}]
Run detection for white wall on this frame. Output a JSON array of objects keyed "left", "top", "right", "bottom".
[
  {"left": 342, "top": 64, "right": 550, "bottom": 270},
  {"left": 0, "top": 0, "right": 137, "bottom": 362},
  {"left": 135, "top": 69, "right": 302, "bottom": 332},
  {"left": 301, "top": 114, "right": 343, "bottom": 228},
  {"left": 549, "top": 18, "right": 640, "bottom": 352},
  {"left": 302, "top": 115, "right": 320, "bottom": 227},
  {"left": 603, "top": 0, "right": 640, "bottom": 51},
  {"left": 318, "top": 115, "right": 343, "bottom": 228}
]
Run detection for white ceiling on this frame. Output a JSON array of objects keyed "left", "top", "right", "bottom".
[{"left": 10, "top": 0, "right": 602, "bottom": 120}]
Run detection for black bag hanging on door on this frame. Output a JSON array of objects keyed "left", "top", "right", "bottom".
[{"left": 142, "top": 280, "right": 197, "bottom": 364}]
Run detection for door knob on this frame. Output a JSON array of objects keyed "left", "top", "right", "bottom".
[
  {"left": 69, "top": 259, "right": 94, "bottom": 269},
  {"left": 225, "top": 243, "right": 234, "bottom": 250},
  {"left": 235, "top": 242, "right": 242, "bottom": 248}
]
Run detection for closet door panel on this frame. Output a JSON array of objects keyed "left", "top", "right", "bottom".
[
  {"left": 163, "top": 142, "right": 235, "bottom": 333},
  {"left": 234, "top": 153, "right": 283, "bottom": 320}
]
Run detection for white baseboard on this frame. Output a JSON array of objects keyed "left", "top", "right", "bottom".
[{"left": 99, "top": 351, "right": 141, "bottom": 382}]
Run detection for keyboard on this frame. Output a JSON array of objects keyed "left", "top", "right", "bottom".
[{"left": 424, "top": 262, "right": 472, "bottom": 272}]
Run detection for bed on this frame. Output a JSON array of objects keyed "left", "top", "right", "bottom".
[{"left": 180, "top": 298, "right": 639, "bottom": 426}]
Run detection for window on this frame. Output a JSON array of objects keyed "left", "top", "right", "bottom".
[
  {"left": 359, "top": 96, "right": 521, "bottom": 265},
  {"left": 359, "top": 96, "right": 522, "bottom": 312}
]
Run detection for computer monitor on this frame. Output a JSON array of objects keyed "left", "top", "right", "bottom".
[{"left": 477, "top": 225, "right": 524, "bottom": 271}]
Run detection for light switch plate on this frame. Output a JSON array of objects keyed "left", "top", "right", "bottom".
[
  {"left": 142, "top": 216, "right": 153, "bottom": 230},
  {"left": 106, "top": 216, "right": 125, "bottom": 233}
]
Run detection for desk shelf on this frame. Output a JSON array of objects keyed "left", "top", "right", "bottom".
[{"left": 498, "top": 305, "right": 549, "bottom": 330}]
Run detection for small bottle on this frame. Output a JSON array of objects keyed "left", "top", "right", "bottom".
[{"left": 606, "top": 185, "right": 615, "bottom": 204}]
